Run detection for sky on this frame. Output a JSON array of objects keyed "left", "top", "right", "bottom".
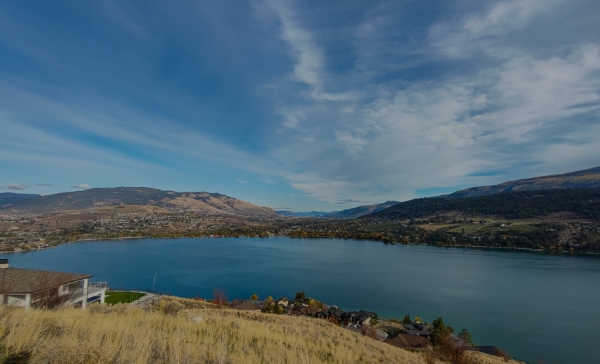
[{"left": 1, "top": 0, "right": 599, "bottom": 212}]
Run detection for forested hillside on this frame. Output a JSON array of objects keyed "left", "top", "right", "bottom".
[
  {"left": 366, "top": 189, "right": 600, "bottom": 221},
  {"left": 447, "top": 166, "right": 600, "bottom": 198}
]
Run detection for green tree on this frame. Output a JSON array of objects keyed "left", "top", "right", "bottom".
[
  {"left": 371, "top": 313, "right": 379, "bottom": 325},
  {"left": 250, "top": 294, "right": 258, "bottom": 300},
  {"left": 295, "top": 290, "right": 306, "bottom": 302},
  {"left": 458, "top": 328, "right": 473, "bottom": 345},
  {"left": 430, "top": 317, "right": 454, "bottom": 347},
  {"left": 403, "top": 314, "right": 412, "bottom": 324}
]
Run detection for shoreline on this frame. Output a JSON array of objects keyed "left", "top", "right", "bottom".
[{"left": 2, "top": 234, "right": 598, "bottom": 257}]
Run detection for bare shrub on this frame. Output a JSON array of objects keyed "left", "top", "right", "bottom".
[
  {"left": 153, "top": 298, "right": 183, "bottom": 316},
  {"left": 437, "top": 336, "right": 473, "bottom": 364},
  {"left": 360, "top": 325, "right": 377, "bottom": 339},
  {"left": 213, "top": 289, "right": 227, "bottom": 309},
  {"left": 423, "top": 350, "right": 437, "bottom": 364}
]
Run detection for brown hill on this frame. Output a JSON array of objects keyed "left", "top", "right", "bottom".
[{"left": 0, "top": 187, "right": 278, "bottom": 218}]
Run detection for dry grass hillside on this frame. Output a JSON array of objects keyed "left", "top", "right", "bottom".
[
  {"left": 0, "top": 297, "right": 521, "bottom": 364},
  {"left": 0, "top": 188, "right": 278, "bottom": 218}
]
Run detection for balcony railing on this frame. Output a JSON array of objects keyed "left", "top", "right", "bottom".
[{"left": 64, "top": 282, "right": 108, "bottom": 304}]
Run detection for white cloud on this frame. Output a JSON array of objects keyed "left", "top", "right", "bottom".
[
  {"left": 429, "top": 0, "right": 561, "bottom": 59},
  {"left": 335, "top": 130, "right": 367, "bottom": 155},
  {"left": 7, "top": 183, "right": 28, "bottom": 190},
  {"left": 285, "top": 174, "right": 349, "bottom": 203},
  {"left": 262, "top": 0, "right": 356, "bottom": 103},
  {"left": 279, "top": 43, "right": 600, "bottom": 203},
  {"left": 71, "top": 184, "right": 90, "bottom": 189},
  {"left": 236, "top": 179, "right": 248, "bottom": 184}
]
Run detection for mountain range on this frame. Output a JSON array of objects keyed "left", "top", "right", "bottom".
[
  {"left": 0, "top": 187, "right": 277, "bottom": 218},
  {"left": 2, "top": 165, "right": 599, "bottom": 219},
  {"left": 445, "top": 166, "right": 600, "bottom": 198},
  {"left": 276, "top": 201, "right": 399, "bottom": 219}
]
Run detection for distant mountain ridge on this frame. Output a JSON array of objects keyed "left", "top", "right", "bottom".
[
  {"left": 325, "top": 201, "right": 399, "bottom": 219},
  {"left": 275, "top": 211, "right": 333, "bottom": 217},
  {"left": 365, "top": 188, "right": 600, "bottom": 221},
  {"left": 447, "top": 166, "right": 600, "bottom": 198},
  {"left": 276, "top": 201, "right": 399, "bottom": 219},
  {"left": 0, "top": 192, "right": 40, "bottom": 208},
  {"left": 0, "top": 187, "right": 278, "bottom": 217}
]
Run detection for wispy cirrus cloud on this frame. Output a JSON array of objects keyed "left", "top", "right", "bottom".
[
  {"left": 1, "top": 0, "right": 599, "bottom": 210},
  {"left": 264, "top": 0, "right": 600, "bottom": 204}
]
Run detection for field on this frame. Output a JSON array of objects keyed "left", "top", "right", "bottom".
[{"left": 0, "top": 296, "right": 519, "bottom": 364}]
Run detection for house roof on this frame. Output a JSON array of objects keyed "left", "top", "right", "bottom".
[
  {"left": 403, "top": 329, "right": 430, "bottom": 337},
  {"left": 385, "top": 333, "right": 430, "bottom": 348},
  {"left": 231, "top": 300, "right": 262, "bottom": 311},
  {"left": 0, "top": 268, "right": 91, "bottom": 294},
  {"left": 327, "top": 307, "right": 345, "bottom": 317},
  {"left": 295, "top": 306, "right": 321, "bottom": 316}
]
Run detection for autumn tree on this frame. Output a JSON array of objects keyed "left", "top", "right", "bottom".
[{"left": 213, "top": 289, "right": 227, "bottom": 309}]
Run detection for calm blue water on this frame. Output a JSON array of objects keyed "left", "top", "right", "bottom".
[{"left": 2, "top": 237, "right": 599, "bottom": 364}]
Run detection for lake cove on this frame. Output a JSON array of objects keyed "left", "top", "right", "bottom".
[{"left": 3, "top": 237, "right": 599, "bottom": 363}]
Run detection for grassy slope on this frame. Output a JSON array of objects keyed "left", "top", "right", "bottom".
[
  {"left": 0, "top": 297, "right": 516, "bottom": 364},
  {"left": 0, "top": 301, "right": 424, "bottom": 364}
]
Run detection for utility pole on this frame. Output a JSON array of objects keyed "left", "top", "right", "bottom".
[{"left": 152, "top": 272, "right": 157, "bottom": 294}]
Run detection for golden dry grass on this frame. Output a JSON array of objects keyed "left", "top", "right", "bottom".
[
  {"left": 0, "top": 297, "right": 426, "bottom": 364},
  {"left": 0, "top": 297, "right": 521, "bottom": 364}
]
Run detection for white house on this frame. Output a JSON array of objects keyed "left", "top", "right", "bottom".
[{"left": 0, "top": 259, "right": 106, "bottom": 309}]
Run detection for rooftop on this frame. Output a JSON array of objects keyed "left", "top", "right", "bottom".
[{"left": 0, "top": 268, "right": 91, "bottom": 294}]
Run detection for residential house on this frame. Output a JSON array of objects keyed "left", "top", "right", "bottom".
[
  {"left": 342, "top": 310, "right": 377, "bottom": 325},
  {"left": 231, "top": 300, "right": 262, "bottom": 311},
  {"left": 294, "top": 305, "right": 321, "bottom": 317},
  {"left": 0, "top": 259, "right": 106, "bottom": 310},
  {"left": 385, "top": 333, "right": 430, "bottom": 349},
  {"left": 402, "top": 323, "right": 431, "bottom": 337}
]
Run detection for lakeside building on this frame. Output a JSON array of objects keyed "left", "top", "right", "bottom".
[{"left": 0, "top": 259, "right": 106, "bottom": 309}]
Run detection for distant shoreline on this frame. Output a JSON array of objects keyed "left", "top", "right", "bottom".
[{"left": 2, "top": 235, "right": 597, "bottom": 257}]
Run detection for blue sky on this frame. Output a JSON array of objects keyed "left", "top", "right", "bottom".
[{"left": 1, "top": 0, "right": 599, "bottom": 211}]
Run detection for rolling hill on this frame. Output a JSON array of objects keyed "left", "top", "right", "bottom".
[
  {"left": 0, "top": 187, "right": 278, "bottom": 217},
  {"left": 365, "top": 188, "right": 600, "bottom": 221},
  {"left": 447, "top": 166, "right": 600, "bottom": 198}
]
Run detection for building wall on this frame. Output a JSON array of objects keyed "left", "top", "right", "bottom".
[{"left": 6, "top": 294, "right": 28, "bottom": 307}]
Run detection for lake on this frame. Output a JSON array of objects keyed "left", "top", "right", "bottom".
[{"left": 2, "top": 237, "right": 599, "bottom": 363}]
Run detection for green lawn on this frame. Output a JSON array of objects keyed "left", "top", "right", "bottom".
[{"left": 105, "top": 291, "right": 146, "bottom": 305}]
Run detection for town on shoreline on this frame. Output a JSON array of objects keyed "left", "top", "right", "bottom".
[{"left": 1, "top": 208, "right": 599, "bottom": 256}]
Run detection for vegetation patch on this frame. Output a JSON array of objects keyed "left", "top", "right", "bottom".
[{"left": 104, "top": 291, "right": 145, "bottom": 305}]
